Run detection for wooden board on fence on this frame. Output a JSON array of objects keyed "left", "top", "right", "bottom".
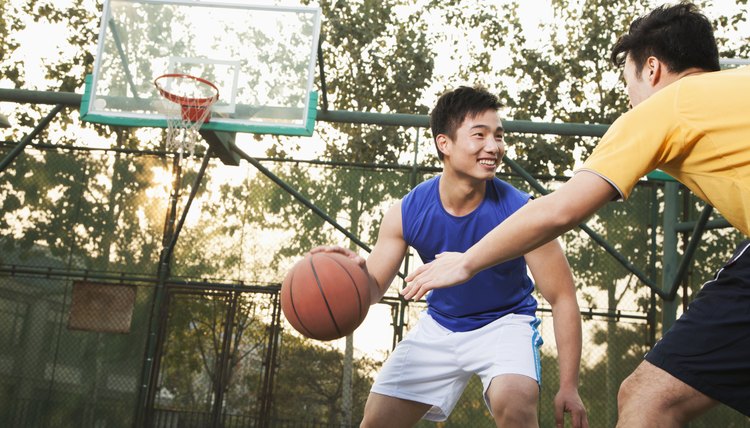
[{"left": 67, "top": 280, "right": 136, "bottom": 333}]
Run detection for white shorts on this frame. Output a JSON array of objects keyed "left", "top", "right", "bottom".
[{"left": 370, "top": 312, "right": 542, "bottom": 422}]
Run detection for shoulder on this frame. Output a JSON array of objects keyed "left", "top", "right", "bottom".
[
  {"left": 489, "top": 177, "right": 531, "bottom": 202},
  {"left": 382, "top": 200, "right": 403, "bottom": 229},
  {"left": 403, "top": 175, "right": 439, "bottom": 207},
  {"left": 410, "top": 175, "right": 439, "bottom": 194}
]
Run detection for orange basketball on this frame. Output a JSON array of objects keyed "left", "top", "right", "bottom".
[{"left": 281, "top": 252, "right": 371, "bottom": 341}]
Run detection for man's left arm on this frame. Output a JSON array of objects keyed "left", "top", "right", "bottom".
[{"left": 525, "top": 239, "right": 589, "bottom": 428}]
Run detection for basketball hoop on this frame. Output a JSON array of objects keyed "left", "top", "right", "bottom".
[{"left": 154, "top": 73, "right": 219, "bottom": 159}]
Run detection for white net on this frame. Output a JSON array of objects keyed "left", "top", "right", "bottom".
[{"left": 155, "top": 75, "right": 218, "bottom": 161}]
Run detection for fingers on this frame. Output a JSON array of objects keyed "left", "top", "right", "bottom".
[
  {"left": 404, "top": 262, "right": 428, "bottom": 282},
  {"left": 554, "top": 402, "right": 564, "bottom": 428},
  {"left": 558, "top": 402, "right": 589, "bottom": 428},
  {"left": 554, "top": 393, "right": 589, "bottom": 428},
  {"left": 401, "top": 282, "right": 429, "bottom": 301},
  {"left": 572, "top": 406, "right": 589, "bottom": 428},
  {"left": 403, "top": 265, "right": 431, "bottom": 301},
  {"left": 308, "top": 245, "right": 337, "bottom": 254},
  {"left": 308, "top": 246, "right": 367, "bottom": 268}
]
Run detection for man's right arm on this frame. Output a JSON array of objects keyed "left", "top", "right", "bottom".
[{"left": 365, "top": 200, "right": 409, "bottom": 303}]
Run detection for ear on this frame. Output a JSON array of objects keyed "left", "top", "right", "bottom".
[
  {"left": 436, "top": 134, "right": 450, "bottom": 156},
  {"left": 645, "top": 56, "right": 663, "bottom": 87}
]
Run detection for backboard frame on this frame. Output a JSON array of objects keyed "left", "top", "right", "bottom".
[{"left": 80, "top": 0, "right": 321, "bottom": 137}]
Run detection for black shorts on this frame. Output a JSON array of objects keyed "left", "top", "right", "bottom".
[{"left": 645, "top": 240, "right": 750, "bottom": 417}]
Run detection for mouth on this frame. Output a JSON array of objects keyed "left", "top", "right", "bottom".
[{"left": 478, "top": 159, "right": 497, "bottom": 167}]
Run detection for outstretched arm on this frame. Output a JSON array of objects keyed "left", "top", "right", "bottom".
[
  {"left": 525, "top": 240, "right": 588, "bottom": 428},
  {"left": 311, "top": 201, "right": 407, "bottom": 304},
  {"left": 402, "top": 171, "right": 617, "bottom": 300}
]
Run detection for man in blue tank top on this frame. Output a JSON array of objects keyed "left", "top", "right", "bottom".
[{"left": 312, "top": 86, "right": 587, "bottom": 427}]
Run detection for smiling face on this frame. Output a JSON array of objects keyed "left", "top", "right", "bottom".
[{"left": 437, "top": 108, "right": 505, "bottom": 181}]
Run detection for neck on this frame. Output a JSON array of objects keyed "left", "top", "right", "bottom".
[
  {"left": 438, "top": 172, "right": 487, "bottom": 216},
  {"left": 656, "top": 67, "right": 707, "bottom": 91},
  {"left": 677, "top": 67, "right": 708, "bottom": 79}
]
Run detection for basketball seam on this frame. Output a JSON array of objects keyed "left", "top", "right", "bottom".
[
  {"left": 325, "top": 254, "right": 364, "bottom": 321},
  {"left": 287, "top": 269, "right": 315, "bottom": 338},
  {"left": 310, "top": 254, "right": 343, "bottom": 338}
]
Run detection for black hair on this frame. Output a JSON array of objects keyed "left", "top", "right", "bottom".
[
  {"left": 610, "top": 2, "right": 720, "bottom": 76},
  {"left": 429, "top": 85, "right": 502, "bottom": 160}
]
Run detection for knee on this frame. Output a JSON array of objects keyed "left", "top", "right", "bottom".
[
  {"left": 360, "top": 411, "right": 388, "bottom": 428},
  {"left": 359, "top": 405, "right": 385, "bottom": 428},
  {"left": 490, "top": 385, "right": 539, "bottom": 424},
  {"left": 493, "top": 403, "right": 538, "bottom": 425},
  {"left": 618, "top": 372, "right": 639, "bottom": 410}
]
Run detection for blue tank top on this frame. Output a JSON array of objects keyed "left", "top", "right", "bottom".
[{"left": 402, "top": 176, "right": 538, "bottom": 332}]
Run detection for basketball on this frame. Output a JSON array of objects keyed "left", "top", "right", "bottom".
[{"left": 281, "top": 252, "right": 371, "bottom": 341}]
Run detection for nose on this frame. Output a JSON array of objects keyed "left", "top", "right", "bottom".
[
  {"left": 485, "top": 137, "right": 504, "bottom": 157},
  {"left": 484, "top": 136, "right": 500, "bottom": 152}
]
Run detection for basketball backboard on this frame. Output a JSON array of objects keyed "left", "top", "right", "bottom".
[{"left": 81, "top": 0, "right": 321, "bottom": 136}]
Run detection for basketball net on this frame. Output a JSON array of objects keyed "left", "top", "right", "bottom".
[{"left": 154, "top": 74, "right": 219, "bottom": 161}]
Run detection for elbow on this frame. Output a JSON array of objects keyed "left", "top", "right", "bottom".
[{"left": 542, "top": 197, "right": 587, "bottom": 233}]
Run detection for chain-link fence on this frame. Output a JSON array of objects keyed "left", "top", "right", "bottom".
[{"left": 1, "top": 138, "right": 748, "bottom": 427}]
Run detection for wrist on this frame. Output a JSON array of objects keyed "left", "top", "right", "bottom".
[
  {"left": 558, "top": 379, "right": 580, "bottom": 391},
  {"left": 461, "top": 250, "right": 479, "bottom": 278},
  {"left": 368, "top": 278, "right": 382, "bottom": 304}
]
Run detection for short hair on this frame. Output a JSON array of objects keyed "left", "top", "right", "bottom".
[
  {"left": 429, "top": 85, "right": 502, "bottom": 160},
  {"left": 610, "top": 2, "right": 720, "bottom": 76}
]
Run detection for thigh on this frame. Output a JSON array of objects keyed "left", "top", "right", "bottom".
[
  {"left": 361, "top": 392, "right": 432, "bottom": 428},
  {"left": 618, "top": 360, "right": 718, "bottom": 426},
  {"left": 462, "top": 314, "right": 543, "bottom": 387},
  {"left": 369, "top": 313, "right": 470, "bottom": 421}
]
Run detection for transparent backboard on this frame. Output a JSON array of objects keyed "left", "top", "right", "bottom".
[{"left": 81, "top": 0, "right": 321, "bottom": 136}]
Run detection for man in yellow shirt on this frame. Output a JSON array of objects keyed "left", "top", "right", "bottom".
[{"left": 402, "top": 3, "right": 750, "bottom": 426}]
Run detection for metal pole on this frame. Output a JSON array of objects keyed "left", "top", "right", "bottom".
[
  {"left": 0, "top": 104, "right": 64, "bottom": 172},
  {"left": 231, "top": 147, "right": 377, "bottom": 253},
  {"left": 667, "top": 204, "right": 712, "bottom": 300},
  {"left": 211, "top": 291, "right": 238, "bottom": 428},
  {"left": 136, "top": 147, "right": 215, "bottom": 426},
  {"left": 0, "top": 88, "right": 611, "bottom": 137},
  {"left": 661, "top": 183, "right": 680, "bottom": 332},
  {"left": 258, "top": 291, "right": 282, "bottom": 428}
]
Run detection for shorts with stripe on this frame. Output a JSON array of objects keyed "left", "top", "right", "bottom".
[
  {"left": 370, "top": 312, "right": 542, "bottom": 422},
  {"left": 645, "top": 240, "right": 750, "bottom": 416}
]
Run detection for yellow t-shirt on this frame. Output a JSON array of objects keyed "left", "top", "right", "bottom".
[{"left": 580, "top": 66, "right": 750, "bottom": 236}]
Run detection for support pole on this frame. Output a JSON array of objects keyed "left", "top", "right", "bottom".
[
  {"left": 661, "top": 182, "right": 680, "bottom": 333},
  {"left": 0, "top": 104, "right": 64, "bottom": 172},
  {"left": 135, "top": 147, "right": 215, "bottom": 427}
]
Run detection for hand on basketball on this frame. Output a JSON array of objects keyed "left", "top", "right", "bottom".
[
  {"left": 402, "top": 251, "right": 473, "bottom": 300},
  {"left": 554, "top": 387, "right": 588, "bottom": 428},
  {"left": 309, "top": 246, "right": 366, "bottom": 270}
]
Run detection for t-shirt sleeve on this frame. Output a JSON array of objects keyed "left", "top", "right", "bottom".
[
  {"left": 578, "top": 90, "right": 685, "bottom": 200},
  {"left": 494, "top": 178, "right": 532, "bottom": 214}
]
